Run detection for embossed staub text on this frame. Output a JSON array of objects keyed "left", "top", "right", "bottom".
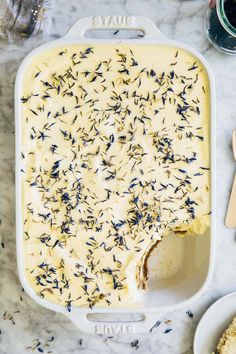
[
  {"left": 94, "top": 324, "right": 135, "bottom": 334},
  {"left": 93, "top": 16, "right": 134, "bottom": 27}
]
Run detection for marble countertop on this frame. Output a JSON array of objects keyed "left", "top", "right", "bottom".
[{"left": 1, "top": 0, "right": 236, "bottom": 353}]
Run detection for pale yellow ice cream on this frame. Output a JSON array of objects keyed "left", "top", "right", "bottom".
[{"left": 20, "top": 44, "right": 210, "bottom": 309}]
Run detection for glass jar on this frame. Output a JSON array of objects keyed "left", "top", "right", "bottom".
[{"left": 205, "top": 0, "right": 236, "bottom": 55}]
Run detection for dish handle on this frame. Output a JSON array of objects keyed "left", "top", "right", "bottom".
[
  {"left": 66, "top": 311, "right": 163, "bottom": 334},
  {"left": 64, "top": 16, "right": 166, "bottom": 40}
]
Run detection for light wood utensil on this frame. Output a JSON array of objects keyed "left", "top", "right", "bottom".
[{"left": 225, "top": 129, "right": 236, "bottom": 228}]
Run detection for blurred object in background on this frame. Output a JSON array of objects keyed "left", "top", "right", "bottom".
[
  {"left": 0, "top": 0, "right": 54, "bottom": 43},
  {"left": 205, "top": 0, "right": 236, "bottom": 55}
]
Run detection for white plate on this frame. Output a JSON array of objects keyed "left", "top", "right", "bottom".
[{"left": 194, "top": 292, "right": 236, "bottom": 354}]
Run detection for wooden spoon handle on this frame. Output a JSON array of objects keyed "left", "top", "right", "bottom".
[{"left": 225, "top": 172, "right": 236, "bottom": 228}]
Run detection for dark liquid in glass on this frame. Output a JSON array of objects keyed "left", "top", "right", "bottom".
[
  {"left": 224, "top": 0, "right": 236, "bottom": 29},
  {"left": 208, "top": 0, "right": 236, "bottom": 53}
]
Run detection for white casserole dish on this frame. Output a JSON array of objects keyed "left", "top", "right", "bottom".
[{"left": 15, "top": 16, "right": 215, "bottom": 334}]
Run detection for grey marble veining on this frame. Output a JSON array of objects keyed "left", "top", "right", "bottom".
[{"left": 1, "top": 1, "right": 236, "bottom": 353}]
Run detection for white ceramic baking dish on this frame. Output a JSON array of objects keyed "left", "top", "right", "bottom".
[{"left": 15, "top": 16, "right": 216, "bottom": 334}]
